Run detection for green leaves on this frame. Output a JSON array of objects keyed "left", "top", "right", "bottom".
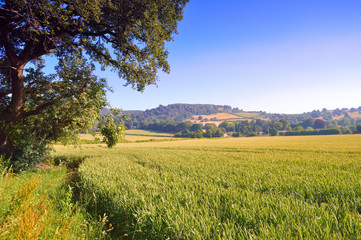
[
  {"left": 2, "top": 53, "right": 107, "bottom": 170},
  {"left": 99, "top": 108, "right": 127, "bottom": 148},
  {"left": 0, "top": 0, "right": 188, "bottom": 167}
]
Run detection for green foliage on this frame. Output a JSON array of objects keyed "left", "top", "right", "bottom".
[
  {"left": 338, "top": 117, "right": 352, "bottom": 127},
  {"left": 269, "top": 127, "right": 279, "bottom": 136},
  {"left": 174, "top": 130, "right": 203, "bottom": 138},
  {"left": 293, "top": 126, "right": 304, "bottom": 131},
  {"left": 279, "top": 118, "right": 290, "bottom": 130},
  {"left": 285, "top": 128, "right": 341, "bottom": 136},
  {"left": 355, "top": 124, "right": 361, "bottom": 134},
  {"left": 128, "top": 105, "right": 361, "bottom": 130},
  {"left": 313, "top": 119, "right": 326, "bottom": 129},
  {"left": 127, "top": 104, "right": 234, "bottom": 125},
  {"left": 0, "top": 155, "right": 10, "bottom": 175},
  {"left": 190, "top": 123, "right": 203, "bottom": 132},
  {"left": 0, "top": 0, "right": 189, "bottom": 168},
  {"left": 2, "top": 55, "right": 107, "bottom": 171},
  {"left": 99, "top": 109, "right": 127, "bottom": 148},
  {"left": 232, "top": 132, "right": 241, "bottom": 137}
]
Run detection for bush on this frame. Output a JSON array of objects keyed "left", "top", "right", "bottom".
[
  {"left": 4, "top": 117, "right": 52, "bottom": 172},
  {"left": 247, "top": 132, "right": 257, "bottom": 137},
  {"left": 356, "top": 124, "right": 361, "bottom": 134},
  {"left": 99, "top": 109, "right": 126, "bottom": 148},
  {"left": 269, "top": 128, "right": 279, "bottom": 136},
  {"left": 232, "top": 132, "right": 241, "bottom": 137}
]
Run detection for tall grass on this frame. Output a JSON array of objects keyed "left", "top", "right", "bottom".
[
  {"left": 53, "top": 135, "right": 361, "bottom": 239},
  {"left": 0, "top": 160, "right": 112, "bottom": 239}
]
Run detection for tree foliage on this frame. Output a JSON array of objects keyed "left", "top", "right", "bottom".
[
  {"left": 99, "top": 109, "right": 126, "bottom": 148},
  {"left": 0, "top": 0, "right": 188, "bottom": 167},
  {"left": 126, "top": 104, "right": 234, "bottom": 125}
]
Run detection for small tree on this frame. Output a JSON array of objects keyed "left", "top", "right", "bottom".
[
  {"left": 99, "top": 109, "right": 127, "bottom": 148},
  {"left": 190, "top": 124, "right": 203, "bottom": 133},
  {"left": 356, "top": 124, "right": 361, "bottom": 134},
  {"left": 293, "top": 126, "right": 304, "bottom": 132},
  {"left": 279, "top": 119, "right": 290, "bottom": 130},
  {"left": 269, "top": 128, "right": 279, "bottom": 136},
  {"left": 313, "top": 119, "right": 326, "bottom": 129}
]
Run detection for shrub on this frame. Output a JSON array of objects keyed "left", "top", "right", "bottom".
[
  {"left": 99, "top": 109, "right": 127, "bottom": 148},
  {"left": 232, "top": 132, "right": 241, "bottom": 137}
]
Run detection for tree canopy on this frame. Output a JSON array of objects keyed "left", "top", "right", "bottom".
[{"left": 0, "top": 0, "right": 188, "bottom": 168}]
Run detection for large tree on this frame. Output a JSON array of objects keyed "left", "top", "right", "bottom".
[{"left": 0, "top": 0, "right": 188, "bottom": 168}]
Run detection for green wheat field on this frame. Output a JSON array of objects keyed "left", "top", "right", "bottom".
[{"left": 49, "top": 134, "right": 361, "bottom": 239}]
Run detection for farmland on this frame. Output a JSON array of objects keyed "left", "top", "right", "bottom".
[
  {"left": 54, "top": 134, "right": 361, "bottom": 239},
  {"left": 79, "top": 129, "right": 175, "bottom": 143}
]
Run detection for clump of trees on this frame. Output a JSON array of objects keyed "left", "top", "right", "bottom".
[
  {"left": 129, "top": 109, "right": 361, "bottom": 140},
  {"left": 285, "top": 128, "right": 341, "bottom": 136},
  {"left": 139, "top": 120, "right": 225, "bottom": 138},
  {"left": 126, "top": 104, "right": 234, "bottom": 124}
]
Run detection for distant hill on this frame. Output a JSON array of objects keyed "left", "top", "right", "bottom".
[
  {"left": 124, "top": 103, "right": 237, "bottom": 125},
  {"left": 119, "top": 104, "right": 361, "bottom": 129}
]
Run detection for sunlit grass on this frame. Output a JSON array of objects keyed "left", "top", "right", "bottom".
[{"left": 0, "top": 165, "right": 111, "bottom": 239}]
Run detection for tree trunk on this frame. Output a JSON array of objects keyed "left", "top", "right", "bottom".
[
  {"left": 0, "top": 127, "right": 16, "bottom": 159},
  {"left": 1, "top": 65, "right": 26, "bottom": 124},
  {"left": 0, "top": 64, "right": 26, "bottom": 159},
  {"left": 9, "top": 65, "right": 26, "bottom": 116}
]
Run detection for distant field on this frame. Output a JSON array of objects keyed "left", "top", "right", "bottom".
[
  {"left": 190, "top": 112, "right": 265, "bottom": 124},
  {"left": 349, "top": 112, "right": 361, "bottom": 119},
  {"left": 331, "top": 112, "right": 361, "bottom": 120},
  {"left": 54, "top": 135, "right": 361, "bottom": 239},
  {"left": 233, "top": 112, "right": 260, "bottom": 118},
  {"left": 78, "top": 129, "right": 174, "bottom": 143},
  {"left": 124, "top": 129, "right": 174, "bottom": 141},
  {"left": 332, "top": 114, "right": 345, "bottom": 120},
  {"left": 191, "top": 113, "right": 243, "bottom": 123}
]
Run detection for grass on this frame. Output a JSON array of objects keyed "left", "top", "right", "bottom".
[
  {"left": 233, "top": 112, "right": 260, "bottom": 118},
  {"left": 52, "top": 134, "right": 361, "bottom": 239},
  {"left": 124, "top": 129, "right": 174, "bottom": 141},
  {"left": 0, "top": 161, "right": 112, "bottom": 239}
]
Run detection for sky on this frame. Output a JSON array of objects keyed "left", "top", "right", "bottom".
[{"left": 98, "top": 0, "right": 361, "bottom": 113}]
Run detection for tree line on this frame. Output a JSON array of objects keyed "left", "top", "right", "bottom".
[{"left": 138, "top": 118, "right": 361, "bottom": 138}]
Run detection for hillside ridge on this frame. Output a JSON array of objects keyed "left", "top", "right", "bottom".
[{"left": 119, "top": 103, "right": 361, "bottom": 127}]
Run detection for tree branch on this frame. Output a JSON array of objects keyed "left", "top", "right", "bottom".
[
  {"left": 27, "top": 80, "right": 62, "bottom": 89},
  {"left": 22, "top": 101, "right": 55, "bottom": 118},
  {"left": 0, "top": 90, "right": 11, "bottom": 99},
  {"left": 1, "top": 30, "right": 19, "bottom": 65},
  {"left": 22, "top": 83, "right": 89, "bottom": 119}
]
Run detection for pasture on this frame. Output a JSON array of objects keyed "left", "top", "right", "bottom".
[{"left": 54, "top": 134, "right": 361, "bottom": 239}]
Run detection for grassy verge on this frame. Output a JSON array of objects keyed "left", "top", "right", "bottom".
[{"left": 0, "top": 158, "right": 112, "bottom": 239}]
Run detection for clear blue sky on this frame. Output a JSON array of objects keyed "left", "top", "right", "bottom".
[{"left": 100, "top": 0, "right": 361, "bottom": 113}]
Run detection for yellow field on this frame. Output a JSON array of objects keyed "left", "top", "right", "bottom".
[
  {"left": 349, "top": 112, "right": 361, "bottom": 119},
  {"left": 233, "top": 112, "right": 260, "bottom": 118},
  {"left": 53, "top": 134, "right": 361, "bottom": 239},
  {"left": 331, "top": 111, "right": 361, "bottom": 120},
  {"left": 189, "top": 112, "right": 264, "bottom": 124},
  {"left": 78, "top": 129, "right": 175, "bottom": 143},
  {"left": 191, "top": 113, "right": 243, "bottom": 123},
  {"left": 124, "top": 129, "right": 174, "bottom": 141}
]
